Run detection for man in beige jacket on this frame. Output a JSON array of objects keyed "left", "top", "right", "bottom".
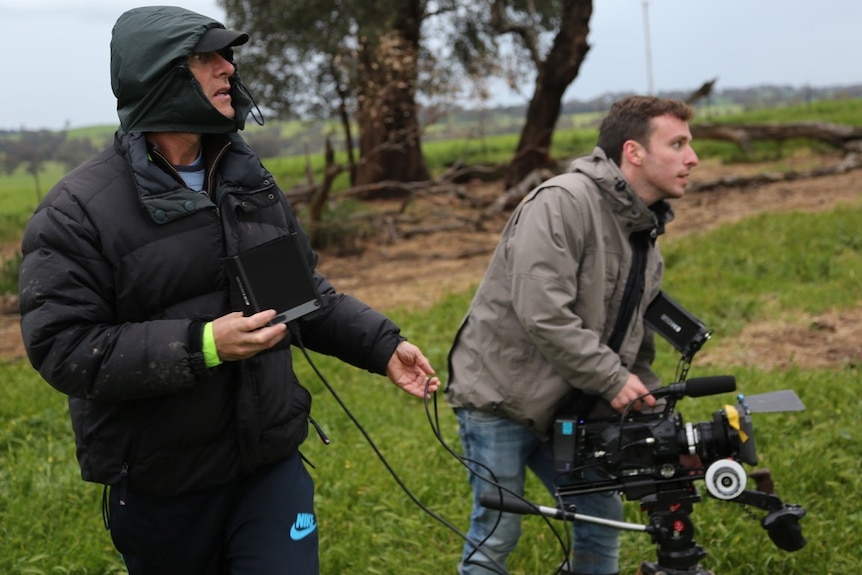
[{"left": 446, "top": 96, "right": 699, "bottom": 575}]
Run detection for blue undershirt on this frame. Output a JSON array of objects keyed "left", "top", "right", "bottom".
[{"left": 173, "top": 150, "right": 206, "bottom": 192}]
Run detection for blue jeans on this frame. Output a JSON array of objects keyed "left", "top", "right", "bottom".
[{"left": 455, "top": 408, "right": 621, "bottom": 575}]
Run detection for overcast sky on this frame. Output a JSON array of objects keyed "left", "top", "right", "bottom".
[{"left": 3, "top": 0, "right": 860, "bottom": 131}]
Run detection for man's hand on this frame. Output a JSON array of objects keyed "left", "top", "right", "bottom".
[
  {"left": 385, "top": 341, "right": 441, "bottom": 398},
  {"left": 212, "top": 310, "right": 288, "bottom": 362},
  {"left": 610, "top": 372, "right": 656, "bottom": 413}
]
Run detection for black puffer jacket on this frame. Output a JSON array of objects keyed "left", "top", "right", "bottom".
[{"left": 18, "top": 7, "right": 404, "bottom": 497}]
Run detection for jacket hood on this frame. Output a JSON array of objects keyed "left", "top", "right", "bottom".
[
  {"left": 571, "top": 146, "right": 675, "bottom": 233},
  {"left": 110, "top": 6, "right": 254, "bottom": 134}
]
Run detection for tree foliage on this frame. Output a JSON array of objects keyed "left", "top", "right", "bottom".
[
  {"left": 219, "top": 0, "right": 472, "bottom": 116},
  {"left": 448, "top": 0, "right": 594, "bottom": 187},
  {"left": 218, "top": 0, "right": 593, "bottom": 189},
  {"left": 220, "top": 0, "right": 457, "bottom": 186}
]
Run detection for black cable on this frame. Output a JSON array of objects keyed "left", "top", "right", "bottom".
[
  {"left": 290, "top": 324, "right": 514, "bottom": 574},
  {"left": 424, "top": 390, "right": 574, "bottom": 574},
  {"left": 291, "top": 320, "right": 585, "bottom": 574}
]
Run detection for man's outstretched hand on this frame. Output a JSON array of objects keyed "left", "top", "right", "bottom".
[{"left": 385, "top": 341, "right": 441, "bottom": 398}]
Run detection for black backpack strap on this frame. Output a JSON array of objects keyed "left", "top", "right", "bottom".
[{"left": 559, "top": 229, "right": 651, "bottom": 419}]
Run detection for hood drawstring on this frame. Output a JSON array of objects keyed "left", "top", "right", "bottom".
[{"left": 233, "top": 76, "right": 265, "bottom": 127}]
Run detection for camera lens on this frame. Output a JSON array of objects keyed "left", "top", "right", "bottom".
[{"left": 692, "top": 413, "right": 739, "bottom": 463}]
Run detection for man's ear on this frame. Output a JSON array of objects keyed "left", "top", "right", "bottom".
[{"left": 622, "top": 140, "right": 644, "bottom": 167}]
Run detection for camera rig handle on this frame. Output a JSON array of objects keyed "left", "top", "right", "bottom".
[
  {"left": 479, "top": 486, "right": 717, "bottom": 575},
  {"left": 725, "top": 486, "right": 808, "bottom": 552},
  {"left": 705, "top": 465, "right": 806, "bottom": 552},
  {"left": 477, "top": 490, "right": 652, "bottom": 534}
]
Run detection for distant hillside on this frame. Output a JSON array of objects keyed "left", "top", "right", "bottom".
[
  {"left": 3, "top": 83, "right": 861, "bottom": 160},
  {"left": 450, "top": 82, "right": 862, "bottom": 123}
]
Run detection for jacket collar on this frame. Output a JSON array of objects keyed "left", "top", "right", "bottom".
[{"left": 572, "top": 146, "right": 675, "bottom": 237}]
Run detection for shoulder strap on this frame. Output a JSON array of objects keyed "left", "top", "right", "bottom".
[{"left": 558, "top": 229, "right": 651, "bottom": 420}]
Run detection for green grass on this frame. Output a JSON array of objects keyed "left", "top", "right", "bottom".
[
  {"left": 660, "top": 205, "right": 862, "bottom": 337},
  {"left": 0, "top": 163, "right": 64, "bottom": 244},
  {"left": 689, "top": 97, "right": 862, "bottom": 164},
  {"left": 706, "top": 97, "right": 862, "bottom": 127},
  {"left": 0, "top": 362, "right": 126, "bottom": 574},
  {"left": 2, "top": 203, "right": 861, "bottom": 573}
]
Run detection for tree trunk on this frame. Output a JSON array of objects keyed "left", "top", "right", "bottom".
[
  {"left": 333, "top": 70, "right": 358, "bottom": 187},
  {"left": 354, "top": 11, "right": 430, "bottom": 192},
  {"left": 504, "top": 0, "right": 593, "bottom": 189}
]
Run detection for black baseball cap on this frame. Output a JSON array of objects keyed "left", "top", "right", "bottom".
[{"left": 194, "top": 27, "right": 249, "bottom": 53}]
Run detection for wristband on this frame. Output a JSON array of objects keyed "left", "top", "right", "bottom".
[{"left": 202, "top": 321, "right": 223, "bottom": 368}]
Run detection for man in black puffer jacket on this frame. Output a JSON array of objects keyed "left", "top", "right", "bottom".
[{"left": 18, "top": 6, "right": 440, "bottom": 575}]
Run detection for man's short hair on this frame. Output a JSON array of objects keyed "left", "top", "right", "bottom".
[{"left": 597, "top": 96, "right": 694, "bottom": 165}]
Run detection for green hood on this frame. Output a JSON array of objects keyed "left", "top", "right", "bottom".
[{"left": 110, "top": 6, "right": 254, "bottom": 134}]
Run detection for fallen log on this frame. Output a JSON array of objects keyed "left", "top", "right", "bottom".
[
  {"left": 479, "top": 167, "right": 553, "bottom": 220},
  {"left": 688, "top": 152, "right": 862, "bottom": 192},
  {"left": 691, "top": 122, "right": 862, "bottom": 152}
]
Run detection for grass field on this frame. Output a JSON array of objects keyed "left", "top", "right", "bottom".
[{"left": 1, "top": 202, "right": 860, "bottom": 574}]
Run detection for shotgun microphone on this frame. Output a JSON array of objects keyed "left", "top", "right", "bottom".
[{"left": 651, "top": 375, "right": 736, "bottom": 400}]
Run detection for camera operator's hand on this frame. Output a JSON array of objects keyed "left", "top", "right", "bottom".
[
  {"left": 610, "top": 373, "right": 657, "bottom": 413},
  {"left": 211, "top": 310, "right": 288, "bottom": 361}
]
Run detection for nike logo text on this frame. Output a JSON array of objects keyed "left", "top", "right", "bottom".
[{"left": 290, "top": 512, "right": 317, "bottom": 541}]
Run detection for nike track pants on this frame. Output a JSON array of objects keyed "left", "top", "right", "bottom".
[{"left": 107, "top": 450, "right": 318, "bottom": 575}]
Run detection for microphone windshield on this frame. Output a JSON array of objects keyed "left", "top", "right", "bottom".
[
  {"left": 685, "top": 376, "right": 737, "bottom": 397},
  {"left": 652, "top": 376, "right": 737, "bottom": 399}
]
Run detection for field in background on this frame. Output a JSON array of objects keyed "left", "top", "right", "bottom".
[
  {"left": 2, "top": 98, "right": 861, "bottom": 243},
  {"left": 1, "top": 100, "right": 861, "bottom": 574}
]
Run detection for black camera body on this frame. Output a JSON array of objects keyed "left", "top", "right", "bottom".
[
  {"left": 554, "top": 392, "right": 757, "bottom": 487},
  {"left": 548, "top": 291, "right": 808, "bottom": 563},
  {"left": 549, "top": 380, "right": 807, "bottom": 561}
]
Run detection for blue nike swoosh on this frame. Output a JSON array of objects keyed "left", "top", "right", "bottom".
[{"left": 290, "top": 523, "right": 317, "bottom": 541}]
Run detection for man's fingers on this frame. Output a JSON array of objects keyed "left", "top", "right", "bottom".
[
  {"left": 243, "top": 309, "right": 280, "bottom": 331},
  {"left": 212, "top": 310, "right": 288, "bottom": 361}
]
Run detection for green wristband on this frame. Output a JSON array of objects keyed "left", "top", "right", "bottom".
[{"left": 202, "top": 321, "right": 223, "bottom": 368}]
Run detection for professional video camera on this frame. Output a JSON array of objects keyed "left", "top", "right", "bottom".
[
  {"left": 481, "top": 292, "right": 808, "bottom": 574},
  {"left": 551, "top": 375, "right": 807, "bottom": 567},
  {"left": 554, "top": 376, "right": 754, "bottom": 488}
]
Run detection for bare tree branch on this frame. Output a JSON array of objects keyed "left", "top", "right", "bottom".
[{"left": 488, "top": 0, "right": 542, "bottom": 66}]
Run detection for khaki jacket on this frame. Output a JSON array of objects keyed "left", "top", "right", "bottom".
[{"left": 446, "top": 147, "right": 672, "bottom": 438}]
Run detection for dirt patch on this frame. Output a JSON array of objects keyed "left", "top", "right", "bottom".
[
  {"left": 0, "top": 295, "right": 22, "bottom": 362},
  {"left": 3, "top": 151, "right": 861, "bottom": 370},
  {"left": 697, "top": 308, "right": 862, "bottom": 370}
]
